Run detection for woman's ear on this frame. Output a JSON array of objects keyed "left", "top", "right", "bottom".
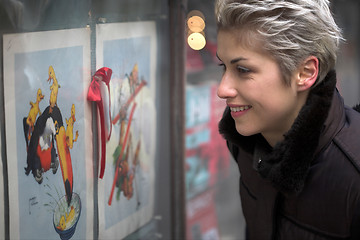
[{"left": 296, "top": 56, "right": 319, "bottom": 91}]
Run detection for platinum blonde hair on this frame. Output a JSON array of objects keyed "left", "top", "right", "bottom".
[{"left": 215, "top": 0, "right": 343, "bottom": 85}]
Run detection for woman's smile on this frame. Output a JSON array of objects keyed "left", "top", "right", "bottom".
[{"left": 229, "top": 104, "right": 252, "bottom": 118}]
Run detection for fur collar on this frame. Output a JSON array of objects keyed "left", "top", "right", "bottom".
[{"left": 219, "top": 70, "right": 338, "bottom": 194}]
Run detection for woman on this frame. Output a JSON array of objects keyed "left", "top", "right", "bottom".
[{"left": 215, "top": 0, "right": 360, "bottom": 239}]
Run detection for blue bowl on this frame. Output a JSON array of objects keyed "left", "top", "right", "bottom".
[{"left": 53, "top": 193, "right": 81, "bottom": 240}]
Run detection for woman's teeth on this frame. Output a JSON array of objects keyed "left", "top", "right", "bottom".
[{"left": 230, "top": 106, "right": 251, "bottom": 112}]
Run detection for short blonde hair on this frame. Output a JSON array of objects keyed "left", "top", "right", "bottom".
[{"left": 215, "top": 0, "right": 343, "bottom": 85}]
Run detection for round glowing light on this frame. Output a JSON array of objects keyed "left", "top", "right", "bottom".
[
  {"left": 187, "top": 10, "right": 205, "bottom": 21},
  {"left": 187, "top": 15, "right": 205, "bottom": 33},
  {"left": 188, "top": 32, "right": 206, "bottom": 50}
]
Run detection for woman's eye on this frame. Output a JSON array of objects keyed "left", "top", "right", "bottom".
[{"left": 236, "top": 66, "right": 250, "bottom": 74}]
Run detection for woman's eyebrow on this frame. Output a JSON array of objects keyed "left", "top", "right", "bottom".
[
  {"left": 230, "top": 57, "right": 247, "bottom": 64},
  {"left": 216, "top": 53, "right": 247, "bottom": 64}
]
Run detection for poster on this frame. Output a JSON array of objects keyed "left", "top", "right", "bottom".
[
  {"left": 96, "top": 21, "right": 157, "bottom": 239},
  {"left": 3, "top": 28, "right": 93, "bottom": 240}
]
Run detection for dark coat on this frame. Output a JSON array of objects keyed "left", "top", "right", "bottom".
[{"left": 219, "top": 70, "right": 360, "bottom": 240}]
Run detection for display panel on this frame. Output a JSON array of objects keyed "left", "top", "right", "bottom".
[
  {"left": 3, "top": 28, "right": 93, "bottom": 240},
  {"left": 96, "top": 21, "right": 157, "bottom": 239}
]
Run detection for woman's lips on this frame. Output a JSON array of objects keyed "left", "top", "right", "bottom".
[{"left": 229, "top": 105, "right": 252, "bottom": 118}]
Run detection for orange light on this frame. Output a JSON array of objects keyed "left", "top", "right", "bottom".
[
  {"left": 186, "top": 10, "right": 206, "bottom": 50},
  {"left": 187, "top": 16, "right": 205, "bottom": 33}
]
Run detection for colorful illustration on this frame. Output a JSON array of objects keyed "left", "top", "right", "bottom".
[
  {"left": 96, "top": 21, "right": 157, "bottom": 239},
  {"left": 4, "top": 28, "right": 91, "bottom": 240},
  {"left": 108, "top": 64, "right": 146, "bottom": 206},
  {"left": 65, "top": 104, "right": 79, "bottom": 150},
  {"left": 22, "top": 65, "right": 81, "bottom": 239},
  {"left": 25, "top": 88, "right": 44, "bottom": 141},
  {"left": 48, "top": 66, "right": 61, "bottom": 113},
  {"left": 23, "top": 66, "right": 75, "bottom": 205}
]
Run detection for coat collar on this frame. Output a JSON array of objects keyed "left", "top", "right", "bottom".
[{"left": 219, "top": 70, "right": 339, "bottom": 194}]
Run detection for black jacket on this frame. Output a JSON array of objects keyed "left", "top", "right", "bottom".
[{"left": 219, "top": 70, "right": 360, "bottom": 240}]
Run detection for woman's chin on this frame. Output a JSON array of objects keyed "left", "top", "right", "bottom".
[{"left": 235, "top": 126, "right": 258, "bottom": 137}]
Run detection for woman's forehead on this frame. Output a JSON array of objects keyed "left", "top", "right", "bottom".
[{"left": 217, "top": 29, "right": 268, "bottom": 58}]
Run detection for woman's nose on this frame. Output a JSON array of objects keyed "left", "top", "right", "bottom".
[{"left": 217, "top": 73, "right": 237, "bottom": 99}]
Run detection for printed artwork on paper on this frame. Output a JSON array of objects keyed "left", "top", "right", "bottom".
[
  {"left": 96, "top": 21, "right": 157, "bottom": 239},
  {"left": 3, "top": 28, "right": 93, "bottom": 240}
]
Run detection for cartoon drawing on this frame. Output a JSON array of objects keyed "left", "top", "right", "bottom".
[
  {"left": 25, "top": 89, "right": 44, "bottom": 141},
  {"left": 113, "top": 134, "right": 141, "bottom": 201},
  {"left": 3, "top": 28, "right": 92, "bottom": 240},
  {"left": 55, "top": 117, "right": 74, "bottom": 205},
  {"left": 23, "top": 106, "right": 60, "bottom": 184},
  {"left": 57, "top": 206, "right": 75, "bottom": 231},
  {"left": 22, "top": 65, "right": 80, "bottom": 239},
  {"left": 95, "top": 21, "right": 157, "bottom": 239},
  {"left": 47, "top": 66, "right": 61, "bottom": 114},
  {"left": 23, "top": 66, "right": 73, "bottom": 202},
  {"left": 53, "top": 192, "right": 81, "bottom": 240},
  {"left": 108, "top": 63, "right": 146, "bottom": 206},
  {"left": 65, "top": 104, "right": 79, "bottom": 149}
]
